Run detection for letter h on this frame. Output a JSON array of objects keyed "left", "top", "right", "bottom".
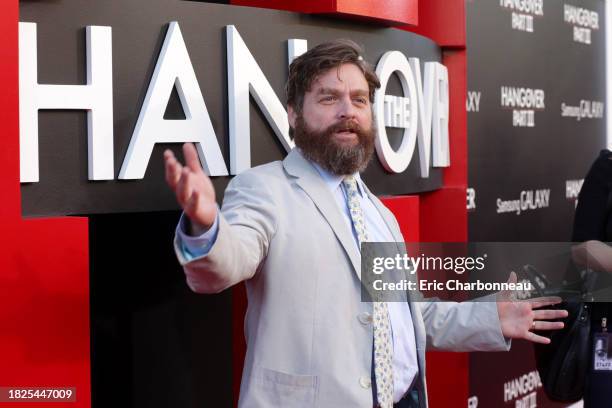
[{"left": 19, "top": 22, "right": 113, "bottom": 182}]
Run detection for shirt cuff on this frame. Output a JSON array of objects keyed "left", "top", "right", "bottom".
[{"left": 175, "top": 210, "right": 220, "bottom": 261}]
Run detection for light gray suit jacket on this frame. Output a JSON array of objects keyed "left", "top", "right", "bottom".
[{"left": 174, "top": 149, "right": 509, "bottom": 407}]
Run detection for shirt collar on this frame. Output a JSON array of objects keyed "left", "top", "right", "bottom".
[{"left": 298, "top": 149, "right": 366, "bottom": 198}]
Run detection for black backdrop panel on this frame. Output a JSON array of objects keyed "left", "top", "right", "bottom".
[
  {"left": 467, "top": 1, "right": 606, "bottom": 407},
  {"left": 20, "top": 0, "right": 443, "bottom": 217},
  {"left": 468, "top": 0, "right": 606, "bottom": 243},
  {"left": 88, "top": 211, "right": 234, "bottom": 408}
]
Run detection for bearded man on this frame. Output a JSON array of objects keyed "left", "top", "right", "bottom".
[{"left": 164, "top": 40, "right": 566, "bottom": 408}]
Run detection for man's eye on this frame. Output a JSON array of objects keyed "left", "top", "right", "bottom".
[
  {"left": 354, "top": 98, "right": 368, "bottom": 104},
  {"left": 321, "top": 95, "right": 337, "bottom": 102}
]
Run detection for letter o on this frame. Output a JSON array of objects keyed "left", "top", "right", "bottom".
[{"left": 374, "top": 51, "right": 418, "bottom": 173}]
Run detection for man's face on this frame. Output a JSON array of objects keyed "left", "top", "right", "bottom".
[{"left": 288, "top": 63, "right": 376, "bottom": 175}]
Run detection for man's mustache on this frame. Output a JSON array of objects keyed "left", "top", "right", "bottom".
[{"left": 326, "top": 120, "right": 363, "bottom": 134}]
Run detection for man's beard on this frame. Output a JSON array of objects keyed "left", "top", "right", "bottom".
[{"left": 293, "top": 115, "right": 376, "bottom": 176}]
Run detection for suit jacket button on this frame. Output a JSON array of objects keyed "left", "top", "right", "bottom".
[
  {"left": 359, "top": 376, "right": 372, "bottom": 389},
  {"left": 357, "top": 312, "right": 373, "bottom": 325}
]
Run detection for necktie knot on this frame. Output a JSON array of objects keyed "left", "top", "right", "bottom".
[
  {"left": 343, "top": 176, "right": 367, "bottom": 244},
  {"left": 342, "top": 175, "right": 358, "bottom": 199}
]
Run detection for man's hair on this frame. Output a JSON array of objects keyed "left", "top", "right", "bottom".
[{"left": 285, "top": 39, "right": 380, "bottom": 113}]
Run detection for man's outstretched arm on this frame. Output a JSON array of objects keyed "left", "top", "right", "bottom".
[
  {"left": 419, "top": 272, "right": 568, "bottom": 351},
  {"left": 164, "top": 143, "right": 275, "bottom": 293}
]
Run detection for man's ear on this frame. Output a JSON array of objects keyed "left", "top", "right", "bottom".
[{"left": 287, "top": 104, "right": 297, "bottom": 129}]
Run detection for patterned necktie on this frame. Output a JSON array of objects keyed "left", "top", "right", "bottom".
[{"left": 342, "top": 175, "right": 394, "bottom": 408}]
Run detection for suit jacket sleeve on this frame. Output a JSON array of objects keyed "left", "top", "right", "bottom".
[
  {"left": 418, "top": 298, "right": 511, "bottom": 352},
  {"left": 379, "top": 206, "right": 510, "bottom": 352},
  {"left": 173, "top": 171, "right": 277, "bottom": 293}
]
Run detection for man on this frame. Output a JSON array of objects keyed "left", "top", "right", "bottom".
[{"left": 164, "top": 40, "right": 566, "bottom": 407}]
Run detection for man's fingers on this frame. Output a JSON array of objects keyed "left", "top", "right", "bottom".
[
  {"left": 184, "top": 182, "right": 217, "bottom": 231},
  {"left": 529, "top": 296, "right": 563, "bottom": 309},
  {"left": 185, "top": 189, "right": 200, "bottom": 218},
  {"left": 183, "top": 143, "right": 203, "bottom": 173},
  {"left": 163, "top": 149, "right": 175, "bottom": 162},
  {"left": 533, "top": 309, "right": 568, "bottom": 320},
  {"left": 525, "top": 331, "right": 551, "bottom": 344},
  {"left": 164, "top": 150, "right": 182, "bottom": 190},
  {"left": 176, "top": 167, "right": 194, "bottom": 207},
  {"left": 532, "top": 321, "right": 565, "bottom": 331}
]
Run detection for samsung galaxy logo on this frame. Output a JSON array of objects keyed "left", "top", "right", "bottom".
[
  {"left": 466, "top": 91, "right": 481, "bottom": 113},
  {"left": 561, "top": 100, "right": 604, "bottom": 121},
  {"left": 496, "top": 189, "right": 550, "bottom": 215}
]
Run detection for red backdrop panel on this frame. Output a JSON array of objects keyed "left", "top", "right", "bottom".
[
  {"left": 0, "top": 1, "right": 91, "bottom": 406},
  {"left": 231, "top": 0, "right": 418, "bottom": 26},
  {"left": 418, "top": 37, "right": 469, "bottom": 408},
  {"left": 382, "top": 196, "right": 420, "bottom": 242},
  {"left": 407, "top": 0, "right": 466, "bottom": 48}
]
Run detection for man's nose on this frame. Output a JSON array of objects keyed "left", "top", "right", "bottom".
[{"left": 337, "top": 96, "right": 357, "bottom": 119}]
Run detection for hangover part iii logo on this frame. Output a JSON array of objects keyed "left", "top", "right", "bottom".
[
  {"left": 500, "top": 86, "right": 545, "bottom": 127},
  {"left": 564, "top": 4, "right": 599, "bottom": 45},
  {"left": 467, "top": 187, "right": 476, "bottom": 211},
  {"left": 499, "top": 0, "right": 544, "bottom": 33},
  {"left": 503, "top": 370, "right": 542, "bottom": 408},
  {"left": 566, "top": 179, "right": 583, "bottom": 207}
]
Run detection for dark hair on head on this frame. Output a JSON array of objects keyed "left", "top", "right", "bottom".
[{"left": 285, "top": 39, "right": 380, "bottom": 114}]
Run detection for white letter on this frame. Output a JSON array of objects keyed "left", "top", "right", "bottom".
[
  {"left": 409, "top": 58, "right": 435, "bottom": 177},
  {"left": 19, "top": 22, "right": 113, "bottom": 182},
  {"left": 227, "top": 25, "right": 293, "bottom": 174},
  {"left": 432, "top": 63, "right": 450, "bottom": 167},
  {"left": 373, "top": 257, "right": 384, "bottom": 274},
  {"left": 374, "top": 51, "right": 418, "bottom": 173},
  {"left": 288, "top": 39, "right": 307, "bottom": 65},
  {"left": 119, "top": 22, "right": 227, "bottom": 179}
]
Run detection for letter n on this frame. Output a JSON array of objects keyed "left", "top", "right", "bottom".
[{"left": 226, "top": 25, "right": 294, "bottom": 174}]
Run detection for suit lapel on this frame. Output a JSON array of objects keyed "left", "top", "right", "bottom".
[{"left": 283, "top": 149, "right": 362, "bottom": 280}]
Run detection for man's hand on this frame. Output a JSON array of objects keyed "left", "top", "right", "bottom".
[
  {"left": 497, "top": 272, "right": 568, "bottom": 344},
  {"left": 164, "top": 143, "right": 217, "bottom": 235}
]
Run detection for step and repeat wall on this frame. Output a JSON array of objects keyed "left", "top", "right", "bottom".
[
  {"left": 12, "top": 0, "right": 607, "bottom": 405},
  {"left": 16, "top": 0, "right": 449, "bottom": 406},
  {"left": 467, "top": 0, "right": 606, "bottom": 407}
]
